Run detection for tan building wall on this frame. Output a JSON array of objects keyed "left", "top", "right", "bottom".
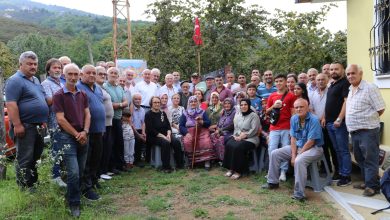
[{"left": 347, "top": 0, "right": 390, "bottom": 145}]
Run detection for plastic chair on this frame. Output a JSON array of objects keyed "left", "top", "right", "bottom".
[
  {"left": 150, "top": 145, "right": 175, "bottom": 168},
  {"left": 306, "top": 154, "right": 332, "bottom": 192}
]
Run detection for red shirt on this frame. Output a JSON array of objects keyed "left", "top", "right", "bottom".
[{"left": 266, "top": 91, "right": 296, "bottom": 131}]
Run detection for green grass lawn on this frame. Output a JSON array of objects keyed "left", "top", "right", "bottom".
[{"left": 0, "top": 150, "right": 339, "bottom": 220}]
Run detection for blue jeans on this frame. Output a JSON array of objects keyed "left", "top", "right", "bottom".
[
  {"left": 58, "top": 131, "right": 88, "bottom": 206},
  {"left": 50, "top": 130, "right": 62, "bottom": 179},
  {"left": 351, "top": 128, "right": 380, "bottom": 189},
  {"left": 326, "top": 122, "right": 351, "bottom": 177},
  {"left": 15, "top": 123, "right": 45, "bottom": 188},
  {"left": 268, "top": 129, "right": 290, "bottom": 172}
]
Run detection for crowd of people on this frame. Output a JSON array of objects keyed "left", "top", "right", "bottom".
[{"left": 5, "top": 50, "right": 386, "bottom": 217}]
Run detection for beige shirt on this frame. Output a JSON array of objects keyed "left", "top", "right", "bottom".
[{"left": 233, "top": 111, "right": 260, "bottom": 146}]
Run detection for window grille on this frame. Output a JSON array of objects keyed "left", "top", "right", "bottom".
[{"left": 369, "top": 0, "right": 390, "bottom": 76}]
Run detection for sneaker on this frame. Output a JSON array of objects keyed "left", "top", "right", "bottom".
[
  {"left": 291, "top": 195, "right": 306, "bottom": 202},
  {"left": 279, "top": 171, "right": 287, "bottom": 182},
  {"left": 69, "top": 205, "right": 80, "bottom": 217},
  {"left": 261, "top": 183, "right": 279, "bottom": 189},
  {"left": 100, "top": 174, "right": 112, "bottom": 180},
  {"left": 52, "top": 177, "right": 67, "bottom": 188},
  {"left": 332, "top": 173, "right": 341, "bottom": 182},
  {"left": 337, "top": 176, "right": 352, "bottom": 187},
  {"left": 353, "top": 183, "right": 366, "bottom": 190},
  {"left": 363, "top": 187, "right": 379, "bottom": 197},
  {"left": 83, "top": 190, "right": 101, "bottom": 201}
]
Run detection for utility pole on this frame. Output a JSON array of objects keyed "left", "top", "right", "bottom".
[{"left": 112, "top": 0, "right": 132, "bottom": 63}]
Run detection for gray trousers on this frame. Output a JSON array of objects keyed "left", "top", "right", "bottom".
[{"left": 267, "top": 145, "right": 323, "bottom": 198}]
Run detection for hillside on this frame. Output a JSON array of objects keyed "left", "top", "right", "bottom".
[
  {"left": 0, "top": 17, "right": 69, "bottom": 42},
  {"left": 0, "top": 0, "right": 152, "bottom": 42}
]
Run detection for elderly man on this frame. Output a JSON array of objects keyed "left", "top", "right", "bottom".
[
  {"left": 106, "top": 61, "right": 115, "bottom": 68},
  {"left": 58, "top": 56, "right": 71, "bottom": 84},
  {"left": 104, "top": 67, "right": 128, "bottom": 173},
  {"left": 118, "top": 75, "right": 132, "bottom": 108},
  {"left": 5, "top": 51, "right": 49, "bottom": 191},
  {"left": 257, "top": 70, "right": 276, "bottom": 99},
  {"left": 172, "top": 71, "right": 181, "bottom": 92},
  {"left": 151, "top": 68, "right": 161, "bottom": 89},
  {"left": 224, "top": 72, "right": 240, "bottom": 91},
  {"left": 345, "top": 64, "right": 386, "bottom": 196},
  {"left": 189, "top": 72, "right": 201, "bottom": 93},
  {"left": 204, "top": 76, "right": 215, "bottom": 101},
  {"left": 263, "top": 98, "right": 324, "bottom": 201},
  {"left": 76, "top": 65, "right": 106, "bottom": 199},
  {"left": 309, "top": 73, "right": 338, "bottom": 176},
  {"left": 124, "top": 69, "right": 136, "bottom": 95},
  {"left": 53, "top": 63, "right": 90, "bottom": 217},
  {"left": 178, "top": 81, "right": 192, "bottom": 109},
  {"left": 212, "top": 75, "right": 233, "bottom": 101},
  {"left": 307, "top": 68, "right": 318, "bottom": 96},
  {"left": 131, "top": 93, "right": 148, "bottom": 165},
  {"left": 95, "top": 67, "right": 114, "bottom": 180},
  {"left": 298, "top": 72, "right": 309, "bottom": 85},
  {"left": 134, "top": 69, "right": 158, "bottom": 109},
  {"left": 324, "top": 62, "right": 352, "bottom": 186},
  {"left": 41, "top": 58, "right": 66, "bottom": 187},
  {"left": 159, "top": 73, "right": 178, "bottom": 107}
]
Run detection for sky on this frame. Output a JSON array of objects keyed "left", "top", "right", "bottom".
[{"left": 31, "top": 0, "right": 347, "bottom": 32}]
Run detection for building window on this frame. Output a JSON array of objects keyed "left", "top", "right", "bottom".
[{"left": 369, "top": 0, "right": 390, "bottom": 76}]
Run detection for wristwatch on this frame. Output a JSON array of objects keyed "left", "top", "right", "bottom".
[{"left": 336, "top": 118, "right": 341, "bottom": 123}]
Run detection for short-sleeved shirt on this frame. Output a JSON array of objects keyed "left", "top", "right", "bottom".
[
  {"left": 134, "top": 80, "right": 158, "bottom": 107},
  {"left": 52, "top": 86, "right": 89, "bottom": 132},
  {"left": 290, "top": 112, "right": 324, "bottom": 148},
  {"left": 325, "top": 77, "right": 350, "bottom": 123},
  {"left": 257, "top": 84, "right": 277, "bottom": 99},
  {"left": 41, "top": 76, "right": 63, "bottom": 130},
  {"left": 5, "top": 71, "right": 49, "bottom": 124},
  {"left": 77, "top": 81, "right": 106, "bottom": 133},
  {"left": 346, "top": 80, "right": 386, "bottom": 132},
  {"left": 212, "top": 86, "right": 233, "bottom": 102},
  {"left": 132, "top": 105, "right": 145, "bottom": 130},
  {"left": 104, "top": 82, "right": 125, "bottom": 119},
  {"left": 249, "top": 97, "right": 262, "bottom": 113},
  {"left": 267, "top": 91, "right": 296, "bottom": 131},
  {"left": 309, "top": 87, "right": 328, "bottom": 119}
]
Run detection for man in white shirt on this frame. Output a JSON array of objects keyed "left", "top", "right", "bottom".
[
  {"left": 172, "top": 71, "right": 181, "bottom": 92},
  {"left": 159, "top": 73, "right": 178, "bottom": 107},
  {"left": 224, "top": 72, "right": 240, "bottom": 92},
  {"left": 124, "top": 69, "right": 136, "bottom": 95},
  {"left": 307, "top": 68, "right": 318, "bottom": 96},
  {"left": 134, "top": 69, "right": 158, "bottom": 109},
  {"left": 151, "top": 68, "right": 161, "bottom": 89}
]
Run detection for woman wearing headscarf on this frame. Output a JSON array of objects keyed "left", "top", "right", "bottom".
[
  {"left": 210, "top": 98, "right": 236, "bottom": 161},
  {"left": 179, "top": 96, "right": 216, "bottom": 170},
  {"left": 206, "top": 92, "right": 223, "bottom": 133},
  {"left": 223, "top": 98, "right": 260, "bottom": 180},
  {"left": 160, "top": 93, "right": 170, "bottom": 115}
]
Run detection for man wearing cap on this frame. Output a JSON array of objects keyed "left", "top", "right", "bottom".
[
  {"left": 178, "top": 81, "right": 192, "bottom": 109},
  {"left": 204, "top": 75, "right": 215, "bottom": 101},
  {"left": 189, "top": 73, "right": 201, "bottom": 93}
]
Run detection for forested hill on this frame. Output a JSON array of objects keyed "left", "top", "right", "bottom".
[{"left": 0, "top": 0, "right": 151, "bottom": 42}]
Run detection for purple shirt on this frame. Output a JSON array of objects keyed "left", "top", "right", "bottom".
[
  {"left": 212, "top": 86, "right": 233, "bottom": 102},
  {"left": 52, "top": 86, "right": 89, "bottom": 132}
]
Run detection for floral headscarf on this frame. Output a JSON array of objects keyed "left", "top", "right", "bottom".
[
  {"left": 160, "top": 93, "right": 169, "bottom": 111},
  {"left": 184, "top": 95, "right": 204, "bottom": 127}
]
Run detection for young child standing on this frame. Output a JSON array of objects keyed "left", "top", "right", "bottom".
[
  {"left": 122, "top": 109, "right": 135, "bottom": 169},
  {"left": 247, "top": 83, "right": 262, "bottom": 114}
]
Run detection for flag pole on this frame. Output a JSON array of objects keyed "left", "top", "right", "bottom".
[{"left": 197, "top": 46, "right": 201, "bottom": 75}]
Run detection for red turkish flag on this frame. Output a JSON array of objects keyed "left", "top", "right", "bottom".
[{"left": 192, "top": 17, "right": 203, "bottom": 45}]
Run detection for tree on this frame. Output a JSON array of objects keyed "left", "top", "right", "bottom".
[
  {"left": 132, "top": 0, "right": 268, "bottom": 79},
  {"left": 7, "top": 33, "right": 65, "bottom": 75},
  {"left": 0, "top": 42, "right": 16, "bottom": 79},
  {"left": 252, "top": 5, "right": 346, "bottom": 74}
]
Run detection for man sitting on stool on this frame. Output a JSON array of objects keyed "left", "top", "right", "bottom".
[{"left": 262, "top": 98, "right": 324, "bottom": 201}]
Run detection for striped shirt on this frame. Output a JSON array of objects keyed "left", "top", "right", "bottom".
[{"left": 346, "top": 80, "right": 385, "bottom": 132}]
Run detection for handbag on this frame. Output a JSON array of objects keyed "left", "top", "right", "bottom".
[{"left": 269, "top": 91, "right": 288, "bottom": 126}]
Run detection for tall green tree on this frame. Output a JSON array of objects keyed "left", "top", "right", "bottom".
[
  {"left": 7, "top": 33, "right": 65, "bottom": 75},
  {"left": 0, "top": 42, "right": 16, "bottom": 79}
]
